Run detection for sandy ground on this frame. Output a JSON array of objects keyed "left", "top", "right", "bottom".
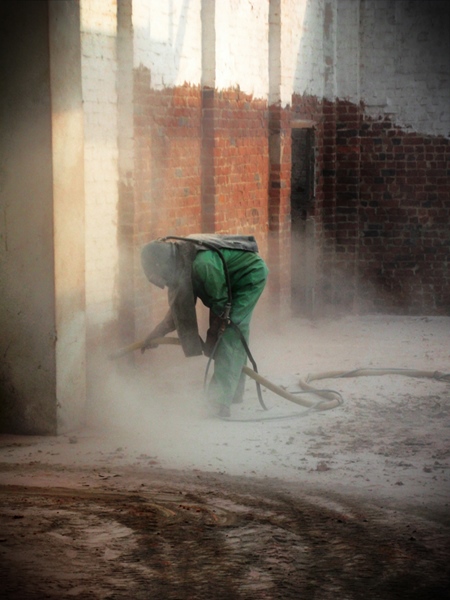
[
  {"left": 1, "top": 315, "right": 449, "bottom": 598},
  {"left": 2, "top": 313, "right": 450, "bottom": 512}
]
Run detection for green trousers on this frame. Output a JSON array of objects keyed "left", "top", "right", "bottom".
[{"left": 207, "top": 262, "right": 268, "bottom": 407}]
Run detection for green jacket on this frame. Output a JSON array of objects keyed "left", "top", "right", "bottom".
[{"left": 147, "top": 235, "right": 265, "bottom": 357}]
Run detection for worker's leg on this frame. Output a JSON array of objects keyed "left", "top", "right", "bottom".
[
  {"left": 208, "top": 324, "right": 247, "bottom": 408},
  {"left": 209, "top": 264, "right": 268, "bottom": 409},
  {"left": 232, "top": 370, "right": 246, "bottom": 404}
]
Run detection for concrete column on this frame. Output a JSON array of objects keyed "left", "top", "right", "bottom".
[
  {"left": 268, "top": 0, "right": 291, "bottom": 317},
  {"left": 201, "top": 0, "right": 217, "bottom": 232},
  {"left": 49, "top": 1, "right": 87, "bottom": 432},
  {"left": 117, "top": 0, "right": 136, "bottom": 350},
  {"left": 0, "top": 1, "right": 86, "bottom": 434}
]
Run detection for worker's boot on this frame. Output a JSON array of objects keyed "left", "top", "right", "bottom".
[{"left": 210, "top": 403, "right": 231, "bottom": 418}]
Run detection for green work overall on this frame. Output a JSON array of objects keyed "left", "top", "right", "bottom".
[{"left": 192, "top": 249, "right": 269, "bottom": 407}]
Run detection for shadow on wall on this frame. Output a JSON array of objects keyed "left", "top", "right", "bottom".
[
  {"left": 292, "top": 0, "right": 450, "bottom": 316},
  {"left": 0, "top": 1, "right": 58, "bottom": 434}
]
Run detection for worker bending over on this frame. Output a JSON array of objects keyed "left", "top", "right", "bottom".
[{"left": 140, "top": 234, "right": 268, "bottom": 418}]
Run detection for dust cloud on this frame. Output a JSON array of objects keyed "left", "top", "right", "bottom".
[{"left": 82, "top": 310, "right": 450, "bottom": 510}]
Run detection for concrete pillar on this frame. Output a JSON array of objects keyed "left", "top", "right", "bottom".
[
  {"left": 48, "top": 1, "right": 86, "bottom": 432},
  {"left": 201, "top": 0, "right": 217, "bottom": 232},
  {"left": 268, "top": 0, "right": 291, "bottom": 317},
  {"left": 117, "top": 0, "right": 136, "bottom": 350},
  {"left": 0, "top": 1, "right": 86, "bottom": 434}
]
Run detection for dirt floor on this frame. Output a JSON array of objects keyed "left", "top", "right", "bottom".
[{"left": 1, "top": 315, "right": 449, "bottom": 599}]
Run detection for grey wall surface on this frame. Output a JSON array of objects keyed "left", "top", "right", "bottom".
[{"left": 0, "top": 2, "right": 57, "bottom": 434}]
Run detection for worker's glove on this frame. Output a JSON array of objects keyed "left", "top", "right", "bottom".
[
  {"left": 203, "top": 313, "right": 227, "bottom": 357},
  {"left": 140, "top": 334, "right": 160, "bottom": 353}
]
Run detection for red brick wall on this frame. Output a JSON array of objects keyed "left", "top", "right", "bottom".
[
  {"left": 333, "top": 100, "right": 361, "bottom": 309},
  {"left": 133, "top": 69, "right": 203, "bottom": 332},
  {"left": 130, "top": 78, "right": 449, "bottom": 327},
  {"left": 131, "top": 73, "right": 273, "bottom": 336},
  {"left": 293, "top": 94, "right": 450, "bottom": 315},
  {"left": 201, "top": 89, "right": 269, "bottom": 251},
  {"left": 358, "top": 108, "right": 450, "bottom": 314},
  {"left": 136, "top": 80, "right": 203, "bottom": 242}
]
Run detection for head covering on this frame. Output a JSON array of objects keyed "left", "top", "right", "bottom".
[{"left": 141, "top": 241, "right": 178, "bottom": 288}]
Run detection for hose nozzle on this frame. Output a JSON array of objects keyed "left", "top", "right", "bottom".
[{"left": 223, "top": 303, "right": 232, "bottom": 322}]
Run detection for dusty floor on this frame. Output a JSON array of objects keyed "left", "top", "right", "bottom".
[{"left": 1, "top": 315, "right": 449, "bottom": 598}]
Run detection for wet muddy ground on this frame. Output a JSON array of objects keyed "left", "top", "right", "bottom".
[{"left": 1, "top": 464, "right": 449, "bottom": 599}]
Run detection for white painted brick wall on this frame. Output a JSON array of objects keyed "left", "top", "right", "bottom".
[
  {"left": 133, "top": 0, "right": 269, "bottom": 98},
  {"left": 214, "top": 0, "right": 269, "bottom": 99},
  {"left": 81, "top": 0, "right": 119, "bottom": 327},
  {"left": 133, "top": 0, "right": 202, "bottom": 88},
  {"left": 358, "top": 0, "right": 450, "bottom": 136},
  {"left": 292, "top": 0, "right": 449, "bottom": 136},
  {"left": 335, "top": 0, "right": 360, "bottom": 103},
  {"left": 280, "top": 0, "right": 311, "bottom": 105},
  {"left": 85, "top": 0, "right": 448, "bottom": 142}
]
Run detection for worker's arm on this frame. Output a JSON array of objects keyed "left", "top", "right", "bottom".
[{"left": 141, "top": 309, "right": 176, "bottom": 352}]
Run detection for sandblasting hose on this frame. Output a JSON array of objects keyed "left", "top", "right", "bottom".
[
  {"left": 108, "top": 337, "right": 343, "bottom": 411},
  {"left": 109, "top": 338, "right": 450, "bottom": 413},
  {"left": 242, "top": 366, "right": 342, "bottom": 411},
  {"left": 303, "top": 367, "right": 450, "bottom": 384}
]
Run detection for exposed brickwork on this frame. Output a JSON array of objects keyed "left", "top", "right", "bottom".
[
  {"left": 293, "top": 94, "right": 450, "bottom": 315},
  {"left": 201, "top": 88, "right": 215, "bottom": 233},
  {"left": 132, "top": 82, "right": 449, "bottom": 329},
  {"left": 132, "top": 81, "right": 450, "bottom": 330},
  {"left": 133, "top": 71, "right": 202, "bottom": 331},
  {"left": 333, "top": 100, "right": 361, "bottom": 309},
  {"left": 133, "top": 74, "right": 272, "bottom": 334},
  {"left": 145, "top": 85, "right": 203, "bottom": 239},
  {"left": 200, "top": 88, "right": 270, "bottom": 250},
  {"left": 357, "top": 107, "right": 450, "bottom": 314},
  {"left": 207, "top": 89, "right": 269, "bottom": 247}
]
